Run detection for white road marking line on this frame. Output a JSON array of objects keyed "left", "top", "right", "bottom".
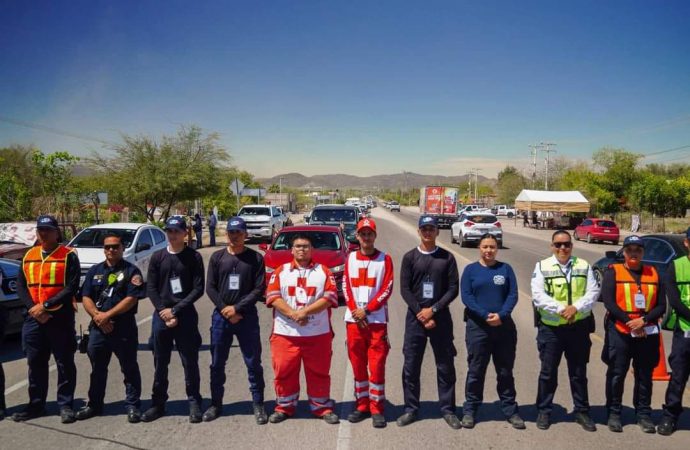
[
  {"left": 4, "top": 314, "right": 154, "bottom": 397},
  {"left": 336, "top": 364, "right": 354, "bottom": 450}
]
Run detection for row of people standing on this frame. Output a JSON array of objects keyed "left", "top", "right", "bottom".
[{"left": 4, "top": 214, "right": 690, "bottom": 437}]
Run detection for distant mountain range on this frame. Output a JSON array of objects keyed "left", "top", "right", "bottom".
[{"left": 257, "top": 172, "right": 492, "bottom": 191}]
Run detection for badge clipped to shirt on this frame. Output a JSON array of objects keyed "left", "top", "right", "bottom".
[
  {"left": 170, "top": 277, "right": 182, "bottom": 294},
  {"left": 634, "top": 292, "right": 646, "bottom": 309},
  {"left": 228, "top": 274, "right": 240, "bottom": 291},
  {"left": 295, "top": 287, "right": 309, "bottom": 306},
  {"left": 423, "top": 281, "right": 434, "bottom": 299}
]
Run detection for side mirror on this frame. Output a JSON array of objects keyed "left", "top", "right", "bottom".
[
  {"left": 605, "top": 251, "right": 617, "bottom": 259},
  {"left": 258, "top": 243, "right": 268, "bottom": 251},
  {"left": 136, "top": 242, "right": 152, "bottom": 253},
  {"left": 303, "top": 215, "right": 310, "bottom": 223}
]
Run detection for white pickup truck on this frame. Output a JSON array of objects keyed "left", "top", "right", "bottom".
[
  {"left": 459, "top": 204, "right": 491, "bottom": 214},
  {"left": 490, "top": 205, "right": 516, "bottom": 218},
  {"left": 238, "top": 205, "right": 284, "bottom": 242}
]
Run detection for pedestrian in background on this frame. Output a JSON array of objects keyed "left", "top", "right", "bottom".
[
  {"left": 193, "top": 213, "right": 203, "bottom": 249},
  {"left": 460, "top": 233, "right": 524, "bottom": 429},
  {"left": 208, "top": 212, "right": 218, "bottom": 246}
]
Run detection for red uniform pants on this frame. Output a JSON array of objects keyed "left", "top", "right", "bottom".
[
  {"left": 346, "top": 322, "right": 389, "bottom": 414},
  {"left": 270, "top": 333, "right": 334, "bottom": 417}
]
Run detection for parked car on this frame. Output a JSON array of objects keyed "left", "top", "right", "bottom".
[
  {"left": 258, "top": 225, "right": 357, "bottom": 304},
  {"left": 451, "top": 212, "right": 503, "bottom": 248},
  {"left": 592, "top": 234, "right": 686, "bottom": 288},
  {"left": 491, "top": 205, "right": 516, "bottom": 218},
  {"left": 305, "top": 204, "right": 360, "bottom": 243},
  {"left": 0, "top": 222, "right": 78, "bottom": 260},
  {"left": 460, "top": 205, "right": 491, "bottom": 214},
  {"left": 68, "top": 223, "right": 168, "bottom": 287},
  {"left": 238, "top": 205, "right": 284, "bottom": 243},
  {"left": 0, "top": 257, "right": 24, "bottom": 336},
  {"left": 574, "top": 218, "right": 620, "bottom": 245},
  {"left": 387, "top": 201, "right": 400, "bottom": 212}
]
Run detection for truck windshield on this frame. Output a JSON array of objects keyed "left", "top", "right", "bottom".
[
  {"left": 239, "top": 207, "right": 270, "bottom": 216},
  {"left": 272, "top": 231, "right": 341, "bottom": 251},
  {"left": 70, "top": 228, "right": 137, "bottom": 248}
]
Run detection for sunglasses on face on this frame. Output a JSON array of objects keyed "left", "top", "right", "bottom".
[
  {"left": 552, "top": 242, "right": 572, "bottom": 249},
  {"left": 104, "top": 244, "right": 121, "bottom": 251}
]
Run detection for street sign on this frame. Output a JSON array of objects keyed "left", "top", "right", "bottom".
[
  {"left": 241, "top": 188, "right": 267, "bottom": 197},
  {"left": 229, "top": 179, "right": 245, "bottom": 196}
]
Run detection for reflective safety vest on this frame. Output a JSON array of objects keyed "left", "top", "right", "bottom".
[
  {"left": 22, "top": 245, "right": 73, "bottom": 311},
  {"left": 663, "top": 256, "right": 690, "bottom": 332},
  {"left": 612, "top": 263, "right": 658, "bottom": 334},
  {"left": 537, "top": 256, "right": 591, "bottom": 326}
]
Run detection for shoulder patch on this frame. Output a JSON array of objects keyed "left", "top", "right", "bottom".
[{"left": 131, "top": 274, "right": 143, "bottom": 286}]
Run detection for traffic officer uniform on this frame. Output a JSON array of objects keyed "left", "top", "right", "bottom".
[
  {"left": 658, "top": 231, "right": 690, "bottom": 435},
  {"left": 79, "top": 258, "right": 145, "bottom": 418},
  {"left": 144, "top": 216, "right": 205, "bottom": 422},
  {"left": 531, "top": 251, "right": 599, "bottom": 429},
  {"left": 205, "top": 218, "right": 266, "bottom": 421},
  {"left": 14, "top": 215, "right": 80, "bottom": 422},
  {"left": 343, "top": 219, "right": 394, "bottom": 424},
  {"left": 399, "top": 216, "right": 460, "bottom": 424},
  {"left": 601, "top": 235, "right": 666, "bottom": 432}
]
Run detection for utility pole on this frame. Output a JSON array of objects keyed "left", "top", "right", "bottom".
[
  {"left": 529, "top": 144, "right": 540, "bottom": 188},
  {"left": 473, "top": 168, "right": 481, "bottom": 203},
  {"left": 541, "top": 142, "right": 557, "bottom": 190},
  {"left": 466, "top": 171, "right": 472, "bottom": 202}
]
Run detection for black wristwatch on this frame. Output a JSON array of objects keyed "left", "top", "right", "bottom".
[
  {"left": 364, "top": 309, "right": 371, "bottom": 316},
  {"left": 431, "top": 304, "right": 439, "bottom": 315}
]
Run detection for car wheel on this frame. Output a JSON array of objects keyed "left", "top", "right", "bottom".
[
  {"left": 460, "top": 234, "right": 467, "bottom": 247},
  {"left": 612, "top": 240, "right": 619, "bottom": 245},
  {"left": 507, "top": 212, "right": 514, "bottom": 219},
  {"left": 586, "top": 233, "right": 592, "bottom": 244},
  {"left": 498, "top": 240, "right": 503, "bottom": 249},
  {"left": 574, "top": 230, "right": 579, "bottom": 240},
  {"left": 450, "top": 231, "right": 457, "bottom": 243}
]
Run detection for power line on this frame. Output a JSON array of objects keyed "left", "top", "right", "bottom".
[
  {"left": 641, "top": 144, "right": 690, "bottom": 157},
  {"left": 0, "top": 116, "right": 115, "bottom": 146}
]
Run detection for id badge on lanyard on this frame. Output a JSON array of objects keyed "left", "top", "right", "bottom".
[
  {"left": 634, "top": 292, "right": 646, "bottom": 310},
  {"left": 423, "top": 280, "right": 434, "bottom": 299},
  {"left": 170, "top": 277, "right": 182, "bottom": 294},
  {"left": 228, "top": 274, "right": 240, "bottom": 291},
  {"left": 295, "top": 287, "right": 309, "bottom": 307}
]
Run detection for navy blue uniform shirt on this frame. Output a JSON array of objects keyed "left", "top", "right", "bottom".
[
  {"left": 461, "top": 261, "right": 518, "bottom": 321},
  {"left": 81, "top": 259, "right": 145, "bottom": 320}
]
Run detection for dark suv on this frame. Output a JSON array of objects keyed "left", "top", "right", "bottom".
[{"left": 306, "top": 205, "right": 360, "bottom": 243}]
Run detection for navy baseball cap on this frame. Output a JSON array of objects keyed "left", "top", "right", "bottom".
[
  {"left": 226, "top": 217, "right": 247, "bottom": 232},
  {"left": 36, "top": 215, "right": 59, "bottom": 230},
  {"left": 164, "top": 216, "right": 187, "bottom": 231},
  {"left": 418, "top": 215, "right": 438, "bottom": 228},
  {"left": 623, "top": 235, "right": 644, "bottom": 248}
]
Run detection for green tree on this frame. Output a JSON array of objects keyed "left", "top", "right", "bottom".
[
  {"left": 592, "top": 147, "right": 642, "bottom": 208},
  {"left": 90, "top": 125, "right": 231, "bottom": 222},
  {"left": 496, "top": 166, "right": 527, "bottom": 204}
]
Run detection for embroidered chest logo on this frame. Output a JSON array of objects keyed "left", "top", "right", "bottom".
[{"left": 493, "top": 275, "right": 506, "bottom": 286}]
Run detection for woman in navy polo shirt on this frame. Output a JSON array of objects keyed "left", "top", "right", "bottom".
[{"left": 460, "top": 233, "right": 524, "bottom": 430}]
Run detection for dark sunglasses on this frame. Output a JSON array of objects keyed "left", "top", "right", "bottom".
[
  {"left": 104, "top": 244, "right": 122, "bottom": 251},
  {"left": 552, "top": 242, "right": 572, "bottom": 249}
]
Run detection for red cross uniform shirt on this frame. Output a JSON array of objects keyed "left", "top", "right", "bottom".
[
  {"left": 266, "top": 261, "right": 338, "bottom": 337},
  {"left": 343, "top": 250, "right": 394, "bottom": 324}
]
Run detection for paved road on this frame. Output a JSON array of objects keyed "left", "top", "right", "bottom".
[{"left": 1, "top": 209, "right": 688, "bottom": 449}]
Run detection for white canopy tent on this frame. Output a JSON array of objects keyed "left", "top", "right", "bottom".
[{"left": 514, "top": 190, "right": 590, "bottom": 213}]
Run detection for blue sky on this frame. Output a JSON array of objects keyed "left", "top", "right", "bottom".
[{"left": 1, "top": 0, "right": 689, "bottom": 178}]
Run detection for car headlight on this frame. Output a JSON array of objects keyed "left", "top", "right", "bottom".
[{"left": 330, "top": 264, "right": 345, "bottom": 273}]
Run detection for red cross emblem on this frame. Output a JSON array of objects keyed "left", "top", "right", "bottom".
[
  {"left": 287, "top": 277, "right": 316, "bottom": 307},
  {"left": 351, "top": 267, "right": 376, "bottom": 289}
]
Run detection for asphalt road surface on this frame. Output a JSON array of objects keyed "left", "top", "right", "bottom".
[{"left": 1, "top": 208, "right": 688, "bottom": 449}]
